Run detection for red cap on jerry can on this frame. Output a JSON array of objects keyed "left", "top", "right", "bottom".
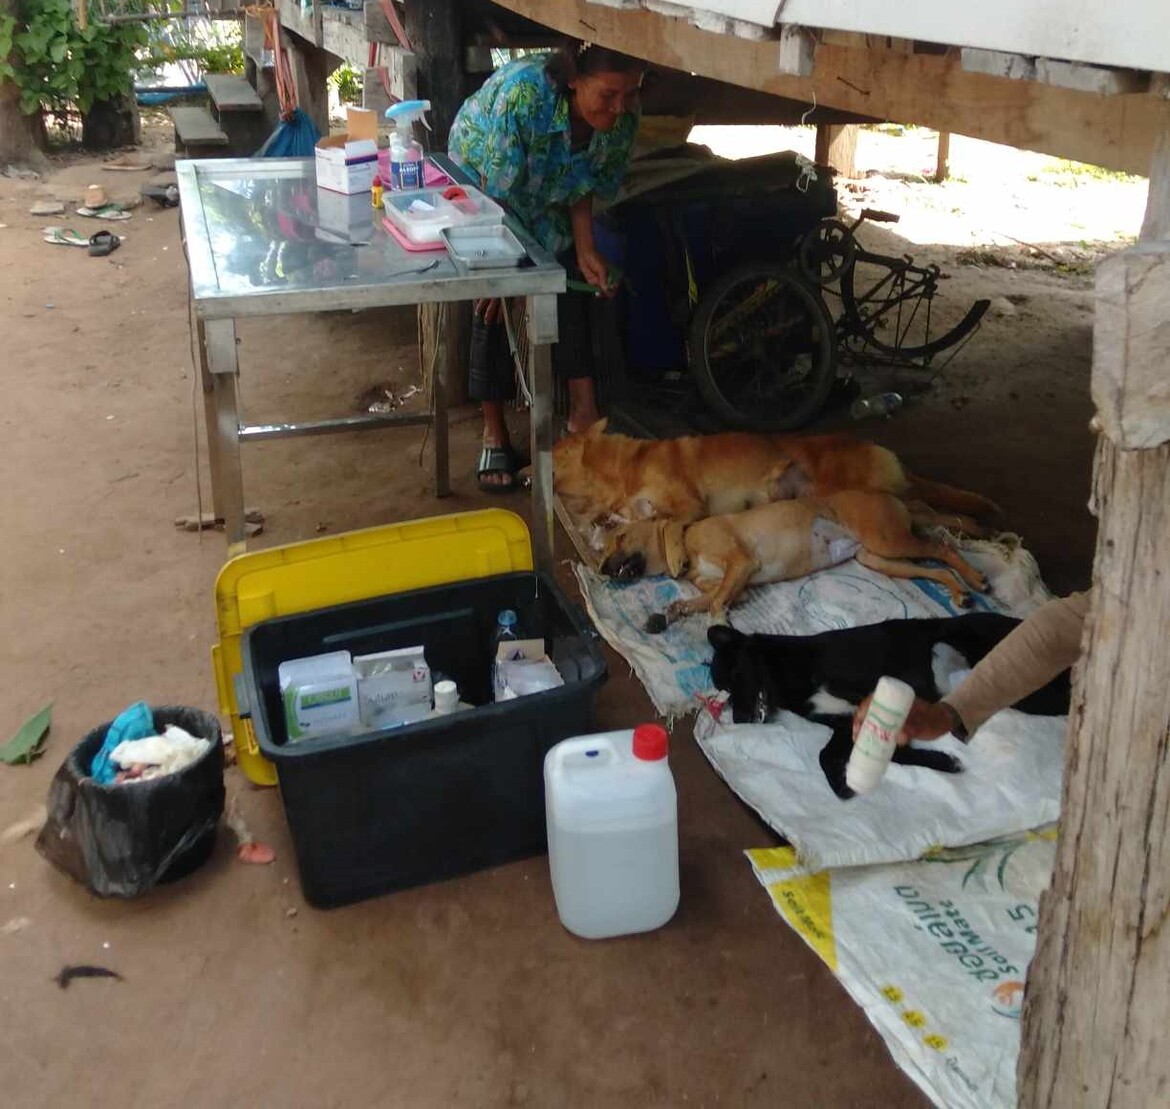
[{"left": 632, "top": 723, "right": 669, "bottom": 761}]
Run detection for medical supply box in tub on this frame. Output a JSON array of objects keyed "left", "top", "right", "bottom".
[{"left": 212, "top": 510, "right": 607, "bottom": 908}]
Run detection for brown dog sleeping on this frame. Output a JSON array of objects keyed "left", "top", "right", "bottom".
[
  {"left": 599, "top": 489, "right": 990, "bottom": 630},
  {"left": 554, "top": 419, "right": 999, "bottom": 530}
]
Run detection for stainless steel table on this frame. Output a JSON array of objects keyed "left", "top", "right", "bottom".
[{"left": 177, "top": 156, "right": 566, "bottom": 563}]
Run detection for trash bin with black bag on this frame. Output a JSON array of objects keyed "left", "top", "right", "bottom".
[{"left": 36, "top": 706, "right": 225, "bottom": 898}]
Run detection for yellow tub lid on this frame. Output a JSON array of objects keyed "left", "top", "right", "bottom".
[{"left": 212, "top": 509, "right": 532, "bottom": 785}]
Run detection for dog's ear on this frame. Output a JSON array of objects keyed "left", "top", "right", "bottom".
[
  {"left": 586, "top": 417, "right": 608, "bottom": 438},
  {"left": 627, "top": 496, "right": 657, "bottom": 521},
  {"left": 708, "top": 625, "right": 742, "bottom": 651},
  {"left": 661, "top": 522, "right": 688, "bottom": 578}
]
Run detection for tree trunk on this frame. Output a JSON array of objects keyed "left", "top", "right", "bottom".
[
  {"left": 0, "top": 0, "right": 46, "bottom": 166},
  {"left": 82, "top": 93, "right": 141, "bottom": 150},
  {"left": 1018, "top": 130, "right": 1170, "bottom": 1109}
]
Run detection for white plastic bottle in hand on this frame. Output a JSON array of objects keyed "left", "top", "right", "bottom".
[{"left": 845, "top": 676, "right": 916, "bottom": 795}]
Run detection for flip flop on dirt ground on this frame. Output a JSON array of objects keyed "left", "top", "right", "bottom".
[
  {"left": 42, "top": 227, "right": 88, "bottom": 247},
  {"left": 476, "top": 444, "right": 530, "bottom": 494},
  {"left": 102, "top": 157, "right": 152, "bottom": 172},
  {"left": 76, "top": 204, "right": 132, "bottom": 221},
  {"left": 88, "top": 230, "right": 121, "bottom": 257}
]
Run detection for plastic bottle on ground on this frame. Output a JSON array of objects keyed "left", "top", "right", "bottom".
[{"left": 850, "top": 391, "right": 904, "bottom": 420}]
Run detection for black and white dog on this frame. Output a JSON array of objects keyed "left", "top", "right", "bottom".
[{"left": 707, "top": 613, "right": 1071, "bottom": 799}]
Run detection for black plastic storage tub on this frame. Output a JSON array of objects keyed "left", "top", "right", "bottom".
[{"left": 241, "top": 570, "right": 607, "bottom": 908}]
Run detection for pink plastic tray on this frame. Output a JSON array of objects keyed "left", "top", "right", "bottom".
[{"left": 382, "top": 216, "right": 447, "bottom": 253}]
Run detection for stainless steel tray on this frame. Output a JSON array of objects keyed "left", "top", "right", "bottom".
[{"left": 441, "top": 223, "right": 528, "bottom": 269}]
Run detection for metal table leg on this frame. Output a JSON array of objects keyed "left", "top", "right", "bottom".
[
  {"left": 527, "top": 294, "right": 558, "bottom": 570},
  {"left": 433, "top": 304, "right": 450, "bottom": 498},
  {"left": 202, "top": 317, "right": 246, "bottom": 553},
  {"left": 194, "top": 305, "right": 227, "bottom": 522}
]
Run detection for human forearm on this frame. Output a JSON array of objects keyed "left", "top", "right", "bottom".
[
  {"left": 944, "top": 591, "right": 1090, "bottom": 735},
  {"left": 568, "top": 194, "right": 596, "bottom": 257}
]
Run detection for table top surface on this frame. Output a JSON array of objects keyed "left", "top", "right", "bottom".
[{"left": 177, "top": 156, "right": 565, "bottom": 318}]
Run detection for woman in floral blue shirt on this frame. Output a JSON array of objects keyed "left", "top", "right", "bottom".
[{"left": 449, "top": 45, "right": 643, "bottom": 491}]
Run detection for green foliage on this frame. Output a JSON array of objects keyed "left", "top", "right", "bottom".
[
  {"left": 140, "top": 13, "right": 243, "bottom": 76},
  {"left": 10, "top": 0, "right": 148, "bottom": 115},
  {"left": 329, "top": 63, "right": 361, "bottom": 105}
]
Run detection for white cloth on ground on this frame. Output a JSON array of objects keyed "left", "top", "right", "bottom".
[{"left": 110, "top": 724, "right": 210, "bottom": 781}]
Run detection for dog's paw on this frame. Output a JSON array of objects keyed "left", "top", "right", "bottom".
[
  {"left": 645, "top": 612, "right": 668, "bottom": 635},
  {"left": 818, "top": 746, "right": 855, "bottom": 800},
  {"left": 921, "top": 750, "right": 963, "bottom": 774},
  {"left": 752, "top": 689, "right": 769, "bottom": 724},
  {"left": 893, "top": 747, "right": 963, "bottom": 774}
]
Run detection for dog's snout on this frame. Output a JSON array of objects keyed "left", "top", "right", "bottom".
[{"left": 600, "top": 550, "right": 647, "bottom": 582}]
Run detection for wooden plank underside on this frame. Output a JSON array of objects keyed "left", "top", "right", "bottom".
[
  {"left": 321, "top": 7, "right": 368, "bottom": 67},
  {"left": 205, "top": 73, "right": 263, "bottom": 111},
  {"left": 496, "top": 0, "right": 1169, "bottom": 174},
  {"left": 169, "top": 106, "right": 229, "bottom": 145}
]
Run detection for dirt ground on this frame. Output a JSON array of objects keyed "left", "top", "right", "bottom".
[{"left": 0, "top": 121, "right": 1140, "bottom": 1108}]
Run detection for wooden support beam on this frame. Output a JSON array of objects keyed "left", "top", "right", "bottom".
[
  {"left": 1018, "top": 127, "right": 1170, "bottom": 1109},
  {"left": 492, "top": 0, "right": 1170, "bottom": 174},
  {"left": 320, "top": 7, "right": 368, "bottom": 69},
  {"left": 403, "top": 0, "right": 465, "bottom": 148},
  {"left": 814, "top": 122, "right": 858, "bottom": 177},
  {"left": 362, "top": 47, "right": 417, "bottom": 116},
  {"left": 402, "top": 0, "right": 470, "bottom": 410},
  {"left": 278, "top": 0, "right": 320, "bottom": 48},
  {"left": 934, "top": 130, "right": 951, "bottom": 183},
  {"left": 285, "top": 30, "right": 330, "bottom": 138},
  {"left": 1089, "top": 241, "right": 1170, "bottom": 449}
]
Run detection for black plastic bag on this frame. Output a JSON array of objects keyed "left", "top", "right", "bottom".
[{"left": 36, "top": 706, "right": 225, "bottom": 898}]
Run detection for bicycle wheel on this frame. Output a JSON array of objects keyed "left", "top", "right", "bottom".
[
  {"left": 689, "top": 263, "right": 837, "bottom": 431},
  {"left": 840, "top": 258, "right": 990, "bottom": 363},
  {"left": 799, "top": 218, "right": 857, "bottom": 285}
]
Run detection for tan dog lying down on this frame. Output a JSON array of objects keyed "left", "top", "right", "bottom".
[
  {"left": 555, "top": 419, "right": 1000, "bottom": 528},
  {"left": 599, "top": 490, "right": 989, "bottom": 631}
]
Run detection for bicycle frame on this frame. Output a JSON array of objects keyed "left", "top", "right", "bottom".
[
  {"left": 838, "top": 248, "right": 941, "bottom": 363},
  {"left": 801, "top": 212, "right": 988, "bottom": 371}
]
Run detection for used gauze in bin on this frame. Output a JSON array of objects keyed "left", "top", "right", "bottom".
[{"left": 36, "top": 705, "right": 225, "bottom": 898}]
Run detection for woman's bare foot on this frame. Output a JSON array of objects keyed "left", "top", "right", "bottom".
[
  {"left": 478, "top": 400, "right": 521, "bottom": 490},
  {"left": 566, "top": 378, "right": 600, "bottom": 435}
]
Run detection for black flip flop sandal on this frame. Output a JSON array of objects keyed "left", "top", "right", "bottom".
[
  {"left": 88, "top": 230, "right": 121, "bottom": 257},
  {"left": 476, "top": 445, "right": 528, "bottom": 495}
]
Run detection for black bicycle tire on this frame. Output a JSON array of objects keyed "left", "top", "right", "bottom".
[
  {"left": 841, "top": 257, "right": 991, "bottom": 359},
  {"left": 798, "top": 219, "right": 857, "bottom": 285},
  {"left": 689, "top": 263, "right": 837, "bottom": 431}
]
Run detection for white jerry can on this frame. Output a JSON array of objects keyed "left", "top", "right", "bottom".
[{"left": 544, "top": 724, "right": 680, "bottom": 939}]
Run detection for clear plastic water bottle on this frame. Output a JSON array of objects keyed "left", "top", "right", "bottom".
[
  {"left": 850, "top": 391, "right": 904, "bottom": 420},
  {"left": 493, "top": 609, "right": 519, "bottom": 647},
  {"left": 491, "top": 609, "right": 520, "bottom": 700}
]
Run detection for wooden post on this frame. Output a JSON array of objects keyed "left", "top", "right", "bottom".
[
  {"left": 405, "top": 0, "right": 470, "bottom": 409},
  {"left": 403, "top": 0, "right": 465, "bottom": 148},
  {"left": 814, "top": 122, "right": 858, "bottom": 178},
  {"left": 1018, "top": 129, "right": 1170, "bottom": 1109},
  {"left": 285, "top": 31, "right": 330, "bottom": 138},
  {"left": 933, "top": 130, "right": 951, "bottom": 183}
]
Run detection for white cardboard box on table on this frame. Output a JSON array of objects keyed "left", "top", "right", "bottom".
[{"left": 315, "top": 106, "right": 379, "bottom": 195}]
